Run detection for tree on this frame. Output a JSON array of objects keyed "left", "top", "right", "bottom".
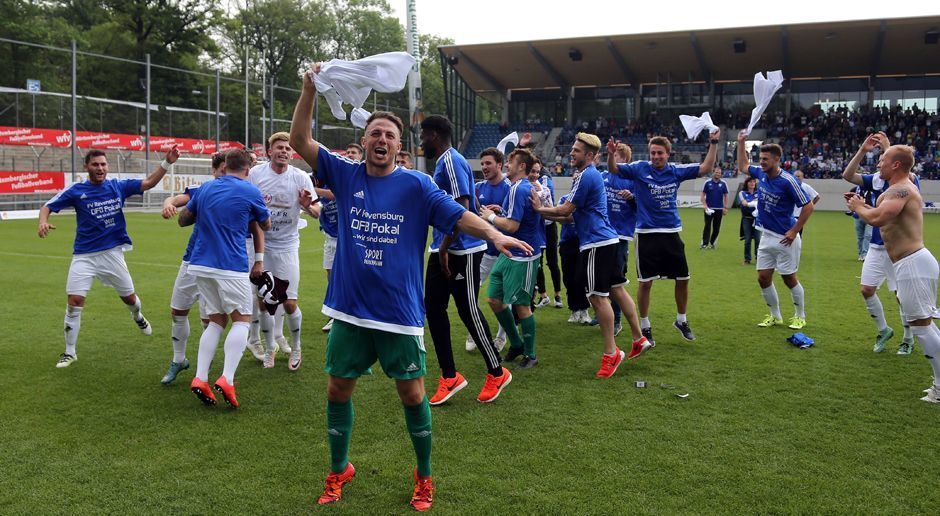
[
  {"left": 417, "top": 33, "right": 453, "bottom": 117},
  {"left": 330, "top": 0, "right": 404, "bottom": 60}
]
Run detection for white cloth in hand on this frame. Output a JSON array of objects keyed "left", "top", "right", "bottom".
[
  {"left": 497, "top": 132, "right": 519, "bottom": 155},
  {"left": 313, "top": 52, "right": 415, "bottom": 128},
  {"left": 679, "top": 112, "right": 719, "bottom": 140},
  {"left": 744, "top": 70, "right": 785, "bottom": 135}
]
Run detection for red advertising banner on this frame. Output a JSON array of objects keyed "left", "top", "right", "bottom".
[
  {"left": 0, "top": 126, "right": 71, "bottom": 147},
  {"left": 74, "top": 131, "right": 145, "bottom": 151},
  {"left": 0, "top": 171, "right": 66, "bottom": 193}
]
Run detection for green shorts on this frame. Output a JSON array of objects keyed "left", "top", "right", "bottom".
[
  {"left": 325, "top": 319, "right": 427, "bottom": 380},
  {"left": 487, "top": 255, "right": 538, "bottom": 306}
]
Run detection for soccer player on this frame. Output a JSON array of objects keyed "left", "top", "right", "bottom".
[
  {"left": 739, "top": 176, "right": 761, "bottom": 265},
  {"left": 465, "top": 147, "right": 512, "bottom": 352},
  {"left": 533, "top": 159, "right": 563, "bottom": 309},
  {"left": 735, "top": 130, "right": 814, "bottom": 330},
  {"left": 535, "top": 133, "right": 650, "bottom": 378},
  {"left": 316, "top": 177, "right": 338, "bottom": 333},
  {"left": 419, "top": 115, "right": 505, "bottom": 407},
  {"left": 178, "top": 149, "right": 271, "bottom": 408},
  {"left": 846, "top": 136, "right": 940, "bottom": 403},
  {"left": 599, "top": 143, "right": 637, "bottom": 336},
  {"left": 555, "top": 187, "right": 591, "bottom": 324},
  {"left": 396, "top": 150, "right": 414, "bottom": 169},
  {"left": 700, "top": 167, "right": 729, "bottom": 249},
  {"left": 793, "top": 170, "right": 821, "bottom": 236},
  {"left": 38, "top": 147, "right": 179, "bottom": 368},
  {"left": 606, "top": 131, "right": 720, "bottom": 344},
  {"left": 158, "top": 151, "right": 226, "bottom": 384},
  {"left": 249, "top": 132, "right": 318, "bottom": 371},
  {"left": 843, "top": 133, "right": 921, "bottom": 354},
  {"left": 290, "top": 67, "right": 530, "bottom": 511},
  {"left": 480, "top": 148, "right": 544, "bottom": 369}
]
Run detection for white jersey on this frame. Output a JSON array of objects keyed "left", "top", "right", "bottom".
[
  {"left": 792, "top": 182, "right": 818, "bottom": 218},
  {"left": 248, "top": 163, "right": 316, "bottom": 252}
]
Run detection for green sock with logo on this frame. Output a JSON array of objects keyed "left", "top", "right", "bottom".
[
  {"left": 327, "top": 399, "right": 354, "bottom": 473},
  {"left": 494, "top": 307, "right": 524, "bottom": 350},
  {"left": 404, "top": 396, "right": 433, "bottom": 477},
  {"left": 520, "top": 314, "right": 536, "bottom": 358}
]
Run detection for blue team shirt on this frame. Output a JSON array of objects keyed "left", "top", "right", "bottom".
[
  {"left": 181, "top": 184, "right": 202, "bottom": 262},
  {"left": 568, "top": 165, "right": 619, "bottom": 250},
  {"left": 747, "top": 165, "right": 809, "bottom": 236},
  {"left": 316, "top": 150, "right": 466, "bottom": 335},
  {"left": 601, "top": 171, "right": 637, "bottom": 240},
  {"left": 702, "top": 179, "right": 729, "bottom": 209},
  {"left": 319, "top": 198, "right": 339, "bottom": 238},
  {"left": 44, "top": 178, "right": 143, "bottom": 255},
  {"left": 861, "top": 173, "right": 921, "bottom": 246},
  {"left": 538, "top": 174, "right": 555, "bottom": 204},
  {"left": 558, "top": 193, "right": 577, "bottom": 244},
  {"left": 615, "top": 161, "right": 701, "bottom": 232},
  {"left": 740, "top": 190, "right": 759, "bottom": 218},
  {"left": 476, "top": 177, "right": 512, "bottom": 256},
  {"left": 501, "top": 179, "right": 543, "bottom": 261},
  {"left": 185, "top": 175, "right": 269, "bottom": 276},
  {"left": 430, "top": 147, "right": 486, "bottom": 254}
]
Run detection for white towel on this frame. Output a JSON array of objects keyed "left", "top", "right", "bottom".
[
  {"left": 313, "top": 52, "right": 416, "bottom": 128},
  {"left": 496, "top": 132, "right": 519, "bottom": 155},
  {"left": 679, "top": 112, "right": 719, "bottom": 140},
  {"left": 744, "top": 70, "right": 785, "bottom": 135}
]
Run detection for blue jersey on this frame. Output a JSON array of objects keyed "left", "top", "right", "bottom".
[
  {"left": 747, "top": 165, "right": 809, "bottom": 236},
  {"left": 44, "top": 178, "right": 142, "bottom": 255},
  {"left": 558, "top": 193, "right": 577, "bottom": 244},
  {"left": 185, "top": 175, "right": 269, "bottom": 277},
  {"left": 181, "top": 183, "right": 202, "bottom": 262},
  {"left": 430, "top": 147, "right": 486, "bottom": 254},
  {"left": 319, "top": 198, "right": 339, "bottom": 238},
  {"left": 601, "top": 171, "right": 637, "bottom": 240},
  {"left": 568, "top": 165, "right": 618, "bottom": 250},
  {"left": 615, "top": 161, "right": 701, "bottom": 233},
  {"left": 538, "top": 174, "right": 555, "bottom": 204},
  {"left": 316, "top": 150, "right": 465, "bottom": 335},
  {"left": 476, "top": 177, "right": 512, "bottom": 256},
  {"left": 501, "top": 179, "right": 543, "bottom": 261},
  {"left": 862, "top": 173, "right": 921, "bottom": 246},
  {"left": 739, "top": 190, "right": 759, "bottom": 218},
  {"left": 702, "top": 179, "right": 729, "bottom": 209}
]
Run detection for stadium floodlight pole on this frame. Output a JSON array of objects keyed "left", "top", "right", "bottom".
[
  {"left": 215, "top": 68, "right": 220, "bottom": 151},
  {"left": 244, "top": 45, "right": 249, "bottom": 146},
  {"left": 145, "top": 53, "right": 151, "bottom": 171},
  {"left": 269, "top": 76, "right": 275, "bottom": 135},
  {"left": 71, "top": 39, "right": 77, "bottom": 183}
]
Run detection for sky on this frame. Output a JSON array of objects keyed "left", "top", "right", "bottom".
[{"left": 391, "top": 0, "right": 939, "bottom": 45}]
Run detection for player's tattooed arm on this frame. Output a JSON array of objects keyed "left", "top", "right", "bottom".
[{"left": 890, "top": 188, "right": 910, "bottom": 199}]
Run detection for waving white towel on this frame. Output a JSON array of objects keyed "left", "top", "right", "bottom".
[
  {"left": 679, "top": 112, "right": 719, "bottom": 140},
  {"left": 744, "top": 70, "right": 785, "bottom": 135},
  {"left": 496, "top": 132, "right": 519, "bottom": 155},
  {"left": 313, "top": 52, "right": 416, "bottom": 128}
]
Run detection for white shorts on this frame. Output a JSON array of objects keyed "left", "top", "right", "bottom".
[
  {"left": 263, "top": 250, "right": 300, "bottom": 299},
  {"left": 170, "top": 262, "right": 208, "bottom": 318},
  {"left": 860, "top": 245, "right": 896, "bottom": 291},
  {"left": 756, "top": 229, "right": 801, "bottom": 275},
  {"left": 480, "top": 253, "right": 498, "bottom": 283},
  {"left": 893, "top": 248, "right": 940, "bottom": 322},
  {"left": 323, "top": 235, "right": 337, "bottom": 271},
  {"left": 66, "top": 246, "right": 135, "bottom": 297},
  {"left": 196, "top": 276, "right": 252, "bottom": 316}
]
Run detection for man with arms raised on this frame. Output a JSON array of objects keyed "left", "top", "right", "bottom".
[
  {"left": 290, "top": 67, "right": 531, "bottom": 511},
  {"left": 847, "top": 137, "right": 940, "bottom": 403},
  {"left": 38, "top": 147, "right": 179, "bottom": 368},
  {"left": 179, "top": 149, "right": 270, "bottom": 408},
  {"left": 249, "top": 132, "right": 317, "bottom": 371},
  {"left": 735, "top": 131, "right": 813, "bottom": 330},
  {"left": 607, "top": 131, "right": 719, "bottom": 344},
  {"left": 535, "top": 133, "right": 650, "bottom": 378}
]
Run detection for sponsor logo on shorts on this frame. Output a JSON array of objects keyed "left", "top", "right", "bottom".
[{"left": 406, "top": 362, "right": 419, "bottom": 372}]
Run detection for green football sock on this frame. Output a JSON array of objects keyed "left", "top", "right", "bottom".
[
  {"left": 494, "top": 308, "right": 524, "bottom": 350},
  {"left": 404, "top": 396, "right": 433, "bottom": 477},
  {"left": 327, "top": 399, "right": 354, "bottom": 473},
  {"left": 520, "top": 314, "right": 536, "bottom": 358}
]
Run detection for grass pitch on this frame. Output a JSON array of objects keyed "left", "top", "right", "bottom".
[{"left": 1, "top": 209, "right": 938, "bottom": 514}]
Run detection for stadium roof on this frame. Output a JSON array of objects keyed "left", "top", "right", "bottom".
[{"left": 438, "top": 16, "right": 940, "bottom": 93}]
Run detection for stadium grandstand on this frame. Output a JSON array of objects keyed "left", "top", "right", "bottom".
[{"left": 437, "top": 16, "right": 940, "bottom": 187}]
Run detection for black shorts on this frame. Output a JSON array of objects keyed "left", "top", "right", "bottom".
[
  {"left": 578, "top": 242, "right": 627, "bottom": 297},
  {"left": 635, "top": 232, "right": 690, "bottom": 281}
]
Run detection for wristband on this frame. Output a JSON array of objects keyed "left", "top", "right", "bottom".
[
  {"left": 487, "top": 213, "right": 497, "bottom": 224},
  {"left": 161, "top": 159, "right": 173, "bottom": 170},
  {"left": 254, "top": 252, "right": 264, "bottom": 262}
]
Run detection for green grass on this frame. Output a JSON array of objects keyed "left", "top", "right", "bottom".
[{"left": 1, "top": 209, "right": 939, "bottom": 514}]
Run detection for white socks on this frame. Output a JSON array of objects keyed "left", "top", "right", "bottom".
[
  {"left": 64, "top": 305, "right": 83, "bottom": 356},
  {"left": 222, "top": 321, "right": 250, "bottom": 381},
  {"left": 676, "top": 313, "right": 687, "bottom": 324},
  {"left": 126, "top": 296, "right": 143, "bottom": 321},
  {"left": 171, "top": 315, "right": 189, "bottom": 363},
  {"left": 761, "top": 285, "right": 782, "bottom": 319},
  {"left": 902, "top": 308, "right": 913, "bottom": 341},
  {"left": 864, "top": 295, "right": 888, "bottom": 331},
  {"left": 259, "top": 310, "right": 275, "bottom": 351},
  {"left": 196, "top": 322, "right": 224, "bottom": 381},
  {"left": 790, "top": 283, "right": 805, "bottom": 318},
  {"left": 640, "top": 316, "right": 651, "bottom": 329},
  {"left": 249, "top": 298, "right": 261, "bottom": 342},
  {"left": 911, "top": 324, "right": 940, "bottom": 387},
  {"left": 287, "top": 308, "right": 303, "bottom": 348},
  {"left": 273, "top": 304, "right": 285, "bottom": 341}
]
